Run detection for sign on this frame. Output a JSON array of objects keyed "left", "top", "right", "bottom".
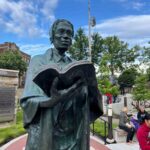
[{"left": 0, "top": 87, "right": 15, "bottom": 122}]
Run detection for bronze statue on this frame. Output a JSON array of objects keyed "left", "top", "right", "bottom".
[{"left": 21, "top": 19, "right": 103, "bottom": 150}]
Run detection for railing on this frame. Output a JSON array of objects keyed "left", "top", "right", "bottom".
[{"left": 92, "top": 117, "right": 109, "bottom": 145}]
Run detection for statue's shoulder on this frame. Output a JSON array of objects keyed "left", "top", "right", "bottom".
[
  {"left": 29, "top": 52, "right": 47, "bottom": 68},
  {"left": 30, "top": 48, "right": 52, "bottom": 63},
  {"left": 30, "top": 55, "right": 43, "bottom": 65}
]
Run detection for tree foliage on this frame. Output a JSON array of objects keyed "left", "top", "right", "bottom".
[
  {"left": 69, "top": 28, "right": 140, "bottom": 76},
  {"left": 91, "top": 33, "right": 104, "bottom": 64},
  {"left": 0, "top": 51, "right": 27, "bottom": 76},
  {"left": 101, "top": 36, "right": 139, "bottom": 75},
  {"left": 98, "top": 77, "right": 119, "bottom": 95},
  {"left": 132, "top": 74, "right": 150, "bottom": 102},
  {"left": 69, "top": 28, "right": 88, "bottom": 60},
  {"left": 118, "top": 68, "right": 139, "bottom": 87},
  {"left": 147, "top": 67, "right": 150, "bottom": 81},
  {"left": 143, "top": 42, "right": 150, "bottom": 63},
  {"left": 69, "top": 29, "right": 104, "bottom": 64}
]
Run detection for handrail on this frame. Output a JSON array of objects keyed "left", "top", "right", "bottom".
[{"left": 92, "top": 117, "right": 109, "bottom": 145}]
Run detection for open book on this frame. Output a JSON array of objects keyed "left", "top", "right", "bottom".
[{"left": 33, "top": 60, "right": 97, "bottom": 96}]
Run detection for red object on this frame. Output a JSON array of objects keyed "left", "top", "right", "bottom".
[
  {"left": 105, "top": 93, "right": 112, "bottom": 104},
  {"left": 137, "top": 123, "right": 150, "bottom": 150}
]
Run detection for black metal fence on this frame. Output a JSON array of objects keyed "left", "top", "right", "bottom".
[{"left": 92, "top": 117, "right": 109, "bottom": 145}]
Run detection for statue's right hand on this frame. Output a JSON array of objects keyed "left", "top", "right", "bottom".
[
  {"left": 50, "top": 77, "right": 85, "bottom": 100},
  {"left": 40, "top": 77, "right": 85, "bottom": 108}
]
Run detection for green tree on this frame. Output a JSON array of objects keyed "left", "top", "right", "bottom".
[
  {"left": 118, "top": 68, "right": 139, "bottom": 87},
  {"left": 91, "top": 33, "right": 104, "bottom": 64},
  {"left": 98, "top": 53, "right": 110, "bottom": 77},
  {"left": 132, "top": 74, "right": 150, "bottom": 105},
  {"left": 98, "top": 77, "right": 119, "bottom": 95},
  {"left": 69, "top": 29, "right": 104, "bottom": 64},
  {"left": 147, "top": 67, "right": 150, "bottom": 81},
  {"left": 0, "top": 51, "right": 27, "bottom": 76},
  {"left": 69, "top": 28, "right": 88, "bottom": 60},
  {"left": 143, "top": 42, "right": 150, "bottom": 63},
  {"left": 101, "top": 36, "right": 139, "bottom": 75}
]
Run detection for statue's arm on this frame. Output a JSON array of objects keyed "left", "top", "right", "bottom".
[{"left": 20, "top": 55, "right": 50, "bottom": 127}]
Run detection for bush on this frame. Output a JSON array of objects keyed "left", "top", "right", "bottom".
[{"left": 0, "top": 110, "right": 26, "bottom": 145}]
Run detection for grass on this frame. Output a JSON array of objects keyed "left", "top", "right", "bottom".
[
  {"left": 90, "top": 119, "right": 118, "bottom": 137},
  {"left": 0, "top": 110, "right": 26, "bottom": 145}
]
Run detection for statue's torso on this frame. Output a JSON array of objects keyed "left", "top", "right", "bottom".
[{"left": 25, "top": 49, "right": 89, "bottom": 150}]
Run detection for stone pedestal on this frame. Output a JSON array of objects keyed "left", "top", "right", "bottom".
[{"left": 0, "top": 69, "right": 19, "bottom": 127}]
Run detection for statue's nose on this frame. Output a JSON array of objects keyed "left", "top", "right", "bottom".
[{"left": 62, "top": 33, "right": 69, "bottom": 38}]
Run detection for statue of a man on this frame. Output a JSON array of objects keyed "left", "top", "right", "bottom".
[{"left": 21, "top": 19, "right": 103, "bottom": 150}]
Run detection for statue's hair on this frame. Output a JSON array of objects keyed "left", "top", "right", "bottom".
[{"left": 49, "top": 19, "right": 74, "bottom": 43}]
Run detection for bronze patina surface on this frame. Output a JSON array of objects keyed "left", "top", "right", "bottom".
[{"left": 21, "top": 19, "right": 103, "bottom": 150}]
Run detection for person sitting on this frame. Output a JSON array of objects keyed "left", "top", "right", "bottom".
[
  {"left": 137, "top": 113, "right": 150, "bottom": 150},
  {"left": 119, "top": 107, "right": 136, "bottom": 143},
  {"left": 130, "top": 114, "right": 140, "bottom": 131},
  {"left": 137, "top": 106, "right": 148, "bottom": 125}
]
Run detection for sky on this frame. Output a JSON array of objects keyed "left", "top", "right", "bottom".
[{"left": 0, "top": 0, "right": 150, "bottom": 57}]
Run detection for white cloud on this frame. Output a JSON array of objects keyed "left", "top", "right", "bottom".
[
  {"left": 132, "top": 2, "right": 145, "bottom": 10},
  {"left": 113, "top": 0, "right": 146, "bottom": 11},
  {"left": 41, "top": 0, "right": 58, "bottom": 22},
  {"left": 90, "top": 15, "right": 150, "bottom": 46},
  {"left": 0, "top": 0, "right": 59, "bottom": 37},
  {"left": 19, "top": 44, "right": 52, "bottom": 56}
]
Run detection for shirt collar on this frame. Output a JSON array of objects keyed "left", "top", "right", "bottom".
[
  {"left": 45, "top": 48, "right": 72, "bottom": 63},
  {"left": 52, "top": 48, "right": 66, "bottom": 62}
]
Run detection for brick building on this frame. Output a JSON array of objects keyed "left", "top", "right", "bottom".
[
  {"left": 0, "top": 42, "right": 31, "bottom": 87},
  {"left": 0, "top": 42, "right": 30, "bottom": 64}
]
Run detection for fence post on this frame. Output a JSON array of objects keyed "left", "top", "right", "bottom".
[
  {"left": 124, "top": 97, "right": 127, "bottom": 107},
  {"left": 92, "top": 122, "right": 95, "bottom": 135},
  {"left": 106, "top": 104, "right": 116, "bottom": 144}
]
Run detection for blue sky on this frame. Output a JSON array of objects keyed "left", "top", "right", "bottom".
[{"left": 0, "top": 0, "right": 150, "bottom": 56}]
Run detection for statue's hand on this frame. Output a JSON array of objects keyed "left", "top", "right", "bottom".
[
  {"left": 50, "top": 77, "right": 85, "bottom": 99},
  {"left": 40, "top": 77, "right": 85, "bottom": 108}
]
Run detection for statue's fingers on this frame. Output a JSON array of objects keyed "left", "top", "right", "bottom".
[
  {"left": 67, "top": 80, "right": 83, "bottom": 93},
  {"left": 51, "top": 77, "right": 59, "bottom": 95},
  {"left": 52, "top": 77, "right": 59, "bottom": 88}
]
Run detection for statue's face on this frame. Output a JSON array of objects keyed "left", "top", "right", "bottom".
[{"left": 53, "top": 22, "right": 73, "bottom": 52}]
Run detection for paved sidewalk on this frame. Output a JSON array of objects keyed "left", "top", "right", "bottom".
[
  {"left": 0, "top": 134, "right": 110, "bottom": 150},
  {"left": 106, "top": 142, "right": 140, "bottom": 150}
]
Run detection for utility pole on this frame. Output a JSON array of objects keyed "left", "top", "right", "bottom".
[
  {"left": 88, "top": 0, "right": 92, "bottom": 62},
  {"left": 88, "top": 0, "right": 96, "bottom": 62}
]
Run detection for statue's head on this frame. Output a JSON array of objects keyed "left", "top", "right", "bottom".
[{"left": 49, "top": 19, "right": 74, "bottom": 52}]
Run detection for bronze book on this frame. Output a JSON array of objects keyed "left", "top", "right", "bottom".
[{"left": 33, "top": 60, "right": 97, "bottom": 96}]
